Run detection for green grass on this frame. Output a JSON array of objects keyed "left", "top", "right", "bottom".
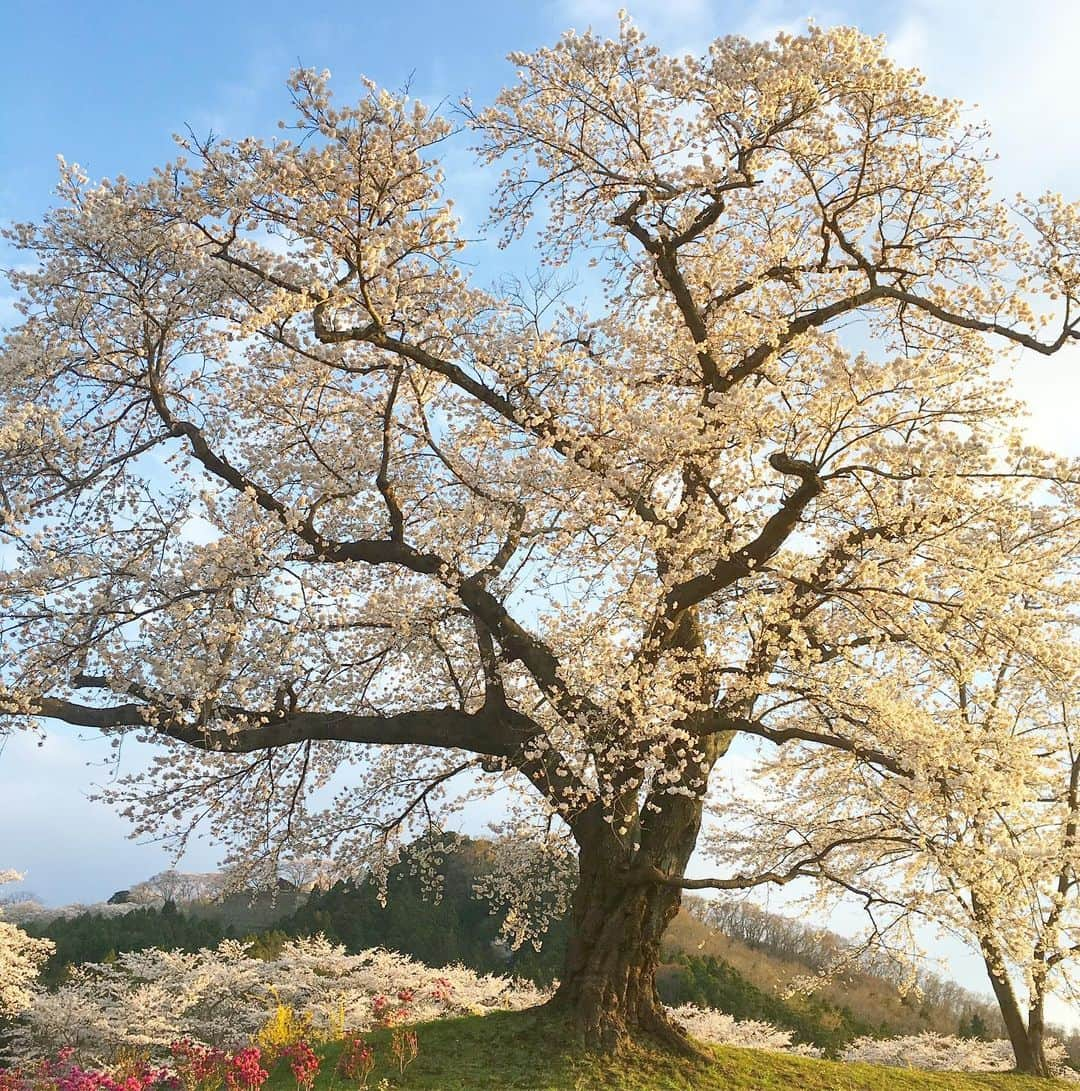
[{"left": 264, "top": 1010, "right": 1073, "bottom": 1091}]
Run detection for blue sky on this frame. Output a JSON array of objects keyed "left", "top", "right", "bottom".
[{"left": 2, "top": 0, "right": 1080, "bottom": 1016}]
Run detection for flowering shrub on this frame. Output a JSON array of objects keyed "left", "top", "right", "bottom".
[
  {"left": 253, "top": 1007, "right": 312, "bottom": 1063},
  {"left": 8, "top": 937, "right": 544, "bottom": 1063},
  {"left": 668, "top": 1009, "right": 1080, "bottom": 1079},
  {"left": 0, "top": 1049, "right": 172, "bottom": 1091},
  {"left": 223, "top": 1048, "right": 266, "bottom": 1091},
  {"left": 840, "top": 1032, "right": 1073, "bottom": 1076},
  {"left": 368, "top": 992, "right": 415, "bottom": 1029},
  {"left": 388, "top": 1030, "right": 418, "bottom": 1077},
  {"left": 55, "top": 1061, "right": 173, "bottom": 1091},
  {"left": 336, "top": 1034, "right": 375, "bottom": 1088},
  {"left": 168, "top": 1040, "right": 226, "bottom": 1091},
  {"left": 278, "top": 1043, "right": 318, "bottom": 1091},
  {"left": 667, "top": 1006, "right": 822, "bottom": 1057}
]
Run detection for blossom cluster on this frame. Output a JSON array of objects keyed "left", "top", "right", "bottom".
[
  {"left": 8, "top": 937, "right": 544, "bottom": 1063},
  {"left": 0, "top": 1048, "right": 172, "bottom": 1091},
  {"left": 665, "top": 1005, "right": 822, "bottom": 1057},
  {"left": 841, "top": 1032, "right": 1073, "bottom": 1076},
  {"left": 335, "top": 1033, "right": 374, "bottom": 1084},
  {"left": 0, "top": 1041, "right": 308, "bottom": 1091},
  {"left": 222, "top": 1049, "right": 265, "bottom": 1091},
  {"left": 168, "top": 1040, "right": 227, "bottom": 1091},
  {"left": 0, "top": 870, "right": 55, "bottom": 1018},
  {"left": 279, "top": 1043, "right": 318, "bottom": 1091},
  {"left": 669, "top": 1009, "right": 1080, "bottom": 1078}
]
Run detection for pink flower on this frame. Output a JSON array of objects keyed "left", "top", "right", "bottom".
[
  {"left": 225, "top": 1048, "right": 268, "bottom": 1091},
  {"left": 281, "top": 1042, "right": 319, "bottom": 1091},
  {"left": 336, "top": 1034, "right": 375, "bottom": 1087}
]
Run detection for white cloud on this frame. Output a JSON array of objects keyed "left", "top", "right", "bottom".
[
  {"left": 553, "top": 0, "right": 710, "bottom": 33},
  {"left": 548, "top": 0, "right": 805, "bottom": 53},
  {"left": 548, "top": 0, "right": 850, "bottom": 54},
  {"left": 883, "top": 1, "right": 1080, "bottom": 192}
]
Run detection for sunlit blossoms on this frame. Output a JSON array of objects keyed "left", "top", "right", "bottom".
[
  {"left": 664, "top": 1005, "right": 822, "bottom": 1057},
  {"left": 841, "top": 1033, "right": 1073, "bottom": 1077},
  {"left": 7, "top": 938, "right": 544, "bottom": 1063},
  {"left": 708, "top": 598, "right": 1080, "bottom": 1075},
  {"left": 0, "top": 871, "right": 54, "bottom": 1019},
  {"left": 0, "top": 1049, "right": 173, "bottom": 1091}
]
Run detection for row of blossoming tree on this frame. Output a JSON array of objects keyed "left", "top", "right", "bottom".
[
  {"left": 3, "top": 934, "right": 1076, "bottom": 1078},
  {"left": 1, "top": 14, "right": 1079, "bottom": 1073}
]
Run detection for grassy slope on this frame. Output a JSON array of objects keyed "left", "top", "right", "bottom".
[
  {"left": 662, "top": 911, "right": 956, "bottom": 1038},
  {"left": 266, "top": 1011, "right": 1071, "bottom": 1091}
]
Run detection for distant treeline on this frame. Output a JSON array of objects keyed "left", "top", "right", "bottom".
[
  {"left": 249, "top": 837, "right": 569, "bottom": 984},
  {"left": 681, "top": 896, "right": 1005, "bottom": 1044},
  {"left": 25, "top": 901, "right": 228, "bottom": 984},
  {"left": 657, "top": 950, "right": 881, "bottom": 1053}
]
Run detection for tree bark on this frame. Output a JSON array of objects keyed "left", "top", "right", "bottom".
[
  {"left": 547, "top": 782, "right": 713, "bottom": 1053},
  {"left": 978, "top": 940, "right": 1051, "bottom": 1077},
  {"left": 1026, "top": 995, "right": 1049, "bottom": 1079},
  {"left": 547, "top": 834, "right": 683, "bottom": 1050}
]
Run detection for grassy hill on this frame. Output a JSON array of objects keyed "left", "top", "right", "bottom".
[
  {"left": 264, "top": 1011, "right": 1070, "bottom": 1091},
  {"left": 660, "top": 910, "right": 988, "bottom": 1042}
]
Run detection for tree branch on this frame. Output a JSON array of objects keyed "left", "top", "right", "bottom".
[
  {"left": 664, "top": 452, "right": 823, "bottom": 614},
  {"left": 628, "top": 834, "right": 906, "bottom": 891},
  {"left": 12, "top": 690, "right": 525, "bottom": 758}
]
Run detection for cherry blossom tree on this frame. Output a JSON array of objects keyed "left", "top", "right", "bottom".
[
  {"left": 710, "top": 597, "right": 1080, "bottom": 1076},
  {"left": 2, "top": 19, "right": 1079, "bottom": 1050},
  {"left": 127, "top": 870, "right": 225, "bottom": 905},
  {"left": 277, "top": 857, "right": 336, "bottom": 893},
  {"left": 0, "top": 871, "right": 54, "bottom": 1021}
]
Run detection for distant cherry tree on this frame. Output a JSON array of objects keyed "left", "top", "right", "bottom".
[
  {"left": 713, "top": 602, "right": 1080, "bottom": 1075},
  {"left": 0, "top": 871, "right": 53, "bottom": 1019}
]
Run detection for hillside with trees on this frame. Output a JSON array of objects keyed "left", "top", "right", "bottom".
[{"left": 18, "top": 842, "right": 1031, "bottom": 1059}]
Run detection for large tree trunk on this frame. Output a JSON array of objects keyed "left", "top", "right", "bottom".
[
  {"left": 548, "top": 777, "right": 717, "bottom": 1052},
  {"left": 547, "top": 603, "right": 732, "bottom": 1052},
  {"left": 548, "top": 826, "right": 684, "bottom": 1050}
]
